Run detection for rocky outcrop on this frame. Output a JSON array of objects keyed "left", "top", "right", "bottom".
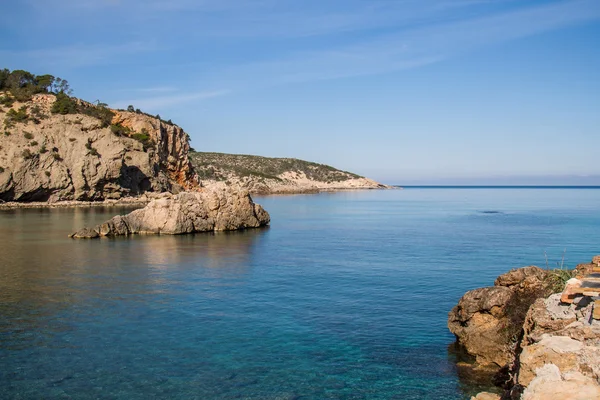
[
  {"left": 521, "top": 364, "right": 600, "bottom": 400},
  {"left": 70, "top": 187, "right": 269, "bottom": 238},
  {"left": 0, "top": 94, "right": 197, "bottom": 202},
  {"left": 453, "top": 257, "right": 600, "bottom": 400},
  {"left": 514, "top": 292, "right": 600, "bottom": 399},
  {"left": 448, "top": 266, "right": 552, "bottom": 369}
]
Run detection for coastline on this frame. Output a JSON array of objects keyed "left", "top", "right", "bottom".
[
  {"left": 0, "top": 197, "right": 151, "bottom": 210},
  {"left": 0, "top": 186, "right": 394, "bottom": 209}
]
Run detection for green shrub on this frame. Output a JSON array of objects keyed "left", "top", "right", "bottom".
[
  {"left": 81, "top": 105, "right": 114, "bottom": 127},
  {"left": 22, "top": 149, "right": 33, "bottom": 159},
  {"left": 29, "top": 105, "right": 47, "bottom": 124},
  {"left": 39, "top": 144, "right": 47, "bottom": 154},
  {"left": 51, "top": 92, "right": 77, "bottom": 114},
  {"left": 69, "top": 137, "right": 76, "bottom": 142},
  {"left": 85, "top": 138, "right": 99, "bottom": 156},
  {"left": 546, "top": 268, "right": 578, "bottom": 293},
  {"left": 45, "top": 171, "right": 51, "bottom": 177},
  {"left": 5, "top": 106, "right": 28, "bottom": 127},
  {"left": 29, "top": 140, "right": 38, "bottom": 146},
  {"left": 23, "top": 131, "right": 34, "bottom": 139},
  {"left": 52, "top": 152, "right": 62, "bottom": 161},
  {"left": 131, "top": 132, "right": 154, "bottom": 150},
  {"left": 3, "top": 131, "right": 10, "bottom": 136},
  {"left": 0, "top": 95, "right": 15, "bottom": 107},
  {"left": 0, "top": 166, "right": 4, "bottom": 173},
  {"left": 110, "top": 123, "right": 131, "bottom": 136}
]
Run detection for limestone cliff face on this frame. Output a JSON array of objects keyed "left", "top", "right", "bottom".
[
  {"left": 0, "top": 94, "right": 197, "bottom": 202},
  {"left": 111, "top": 111, "right": 195, "bottom": 190}
]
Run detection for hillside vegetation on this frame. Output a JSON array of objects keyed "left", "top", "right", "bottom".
[{"left": 190, "top": 151, "right": 386, "bottom": 194}]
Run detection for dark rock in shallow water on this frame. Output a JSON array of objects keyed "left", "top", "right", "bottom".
[
  {"left": 70, "top": 187, "right": 270, "bottom": 238},
  {"left": 70, "top": 227, "right": 99, "bottom": 239}
]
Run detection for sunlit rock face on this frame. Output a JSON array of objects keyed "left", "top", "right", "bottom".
[
  {"left": 70, "top": 187, "right": 270, "bottom": 238},
  {"left": 0, "top": 94, "right": 198, "bottom": 202}
]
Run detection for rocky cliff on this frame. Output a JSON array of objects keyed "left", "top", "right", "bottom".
[
  {"left": 0, "top": 93, "right": 197, "bottom": 202},
  {"left": 190, "top": 151, "right": 389, "bottom": 194},
  {"left": 449, "top": 259, "right": 600, "bottom": 400}
]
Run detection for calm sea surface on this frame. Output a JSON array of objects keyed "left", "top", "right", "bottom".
[{"left": 1, "top": 188, "right": 599, "bottom": 399}]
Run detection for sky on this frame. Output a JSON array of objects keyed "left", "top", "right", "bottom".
[{"left": 1, "top": 0, "right": 599, "bottom": 184}]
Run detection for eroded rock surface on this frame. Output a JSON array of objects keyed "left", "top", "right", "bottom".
[
  {"left": 521, "top": 364, "right": 600, "bottom": 400},
  {"left": 448, "top": 266, "right": 552, "bottom": 368},
  {"left": 463, "top": 256, "right": 600, "bottom": 400},
  {"left": 0, "top": 94, "right": 197, "bottom": 202},
  {"left": 70, "top": 187, "right": 269, "bottom": 238}
]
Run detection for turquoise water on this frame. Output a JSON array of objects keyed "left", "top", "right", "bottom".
[{"left": 1, "top": 189, "right": 599, "bottom": 399}]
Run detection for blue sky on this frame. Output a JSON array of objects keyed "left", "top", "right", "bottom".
[{"left": 1, "top": 0, "right": 599, "bottom": 184}]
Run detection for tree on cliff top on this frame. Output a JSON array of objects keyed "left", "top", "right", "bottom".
[{"left": 0, "top": 68, "right": 71, "bottom": 101}]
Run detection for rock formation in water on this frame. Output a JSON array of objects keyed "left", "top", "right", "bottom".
[
  {"left": 450, "top": 259, "right": 600, "bottom": 400},
  {"left": 0, "top": 93, "right": 197, "bottom": 202},
  {"left": 448, "top": 266, "right": 553, "bottom": 369},
  {"left": 70, "top": 187, "right": 270, "bottom": 238}
]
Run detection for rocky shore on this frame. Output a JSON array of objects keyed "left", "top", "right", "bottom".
[
  {"left": 0, "top": 196, "right": 151, "bottom": 209},
  {"left": 449, "top": 258, "right": 600, "bottom": 400}
]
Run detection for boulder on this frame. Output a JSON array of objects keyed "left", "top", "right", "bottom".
[
  {"left": 448, "top": 286, "right": 514, "bottom": 367},
  {"left": 521, "top": 364, "right": 600, "bottom": 400},
  {"left": 70, "top": 187, "right": 269, "bottom": 238},
  {"left": 448, "top": 266, "right": 552, "bottom": 368},
  {"left": 470, "top": 392, "right": 500, "bottom": 400}
]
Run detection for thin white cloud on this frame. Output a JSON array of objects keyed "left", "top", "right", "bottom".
[
  {"left": 213, "top": 0, "right": 600, "bottom": 85},
  {"left": 111, "top": 90, "right": 231, "bottom": 111}
]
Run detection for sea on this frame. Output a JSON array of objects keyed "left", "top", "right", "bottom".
[{"left": 1, "top": 187, "right": 599, "bottom": 399}]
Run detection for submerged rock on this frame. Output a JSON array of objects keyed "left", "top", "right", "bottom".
[{"left": 70, "top": 187, "right": 269, "bottom": 238}]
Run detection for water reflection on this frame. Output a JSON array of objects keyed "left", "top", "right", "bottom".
[{"left": 0, "top": 207, "right": 268, "bottom": 350}]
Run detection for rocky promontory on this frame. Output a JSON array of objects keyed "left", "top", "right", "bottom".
[
  {"left": 70, "top": 187, "right": 270, "bottom": 238},
  {"left": 449, "top": 259, "right": 600, "bottom": 400},
  {"left": 190, "top": 151, "right": 390, "bottom": 195},
  {"left": 0, "top": 91, "right": 197, "bottom": 202}
]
